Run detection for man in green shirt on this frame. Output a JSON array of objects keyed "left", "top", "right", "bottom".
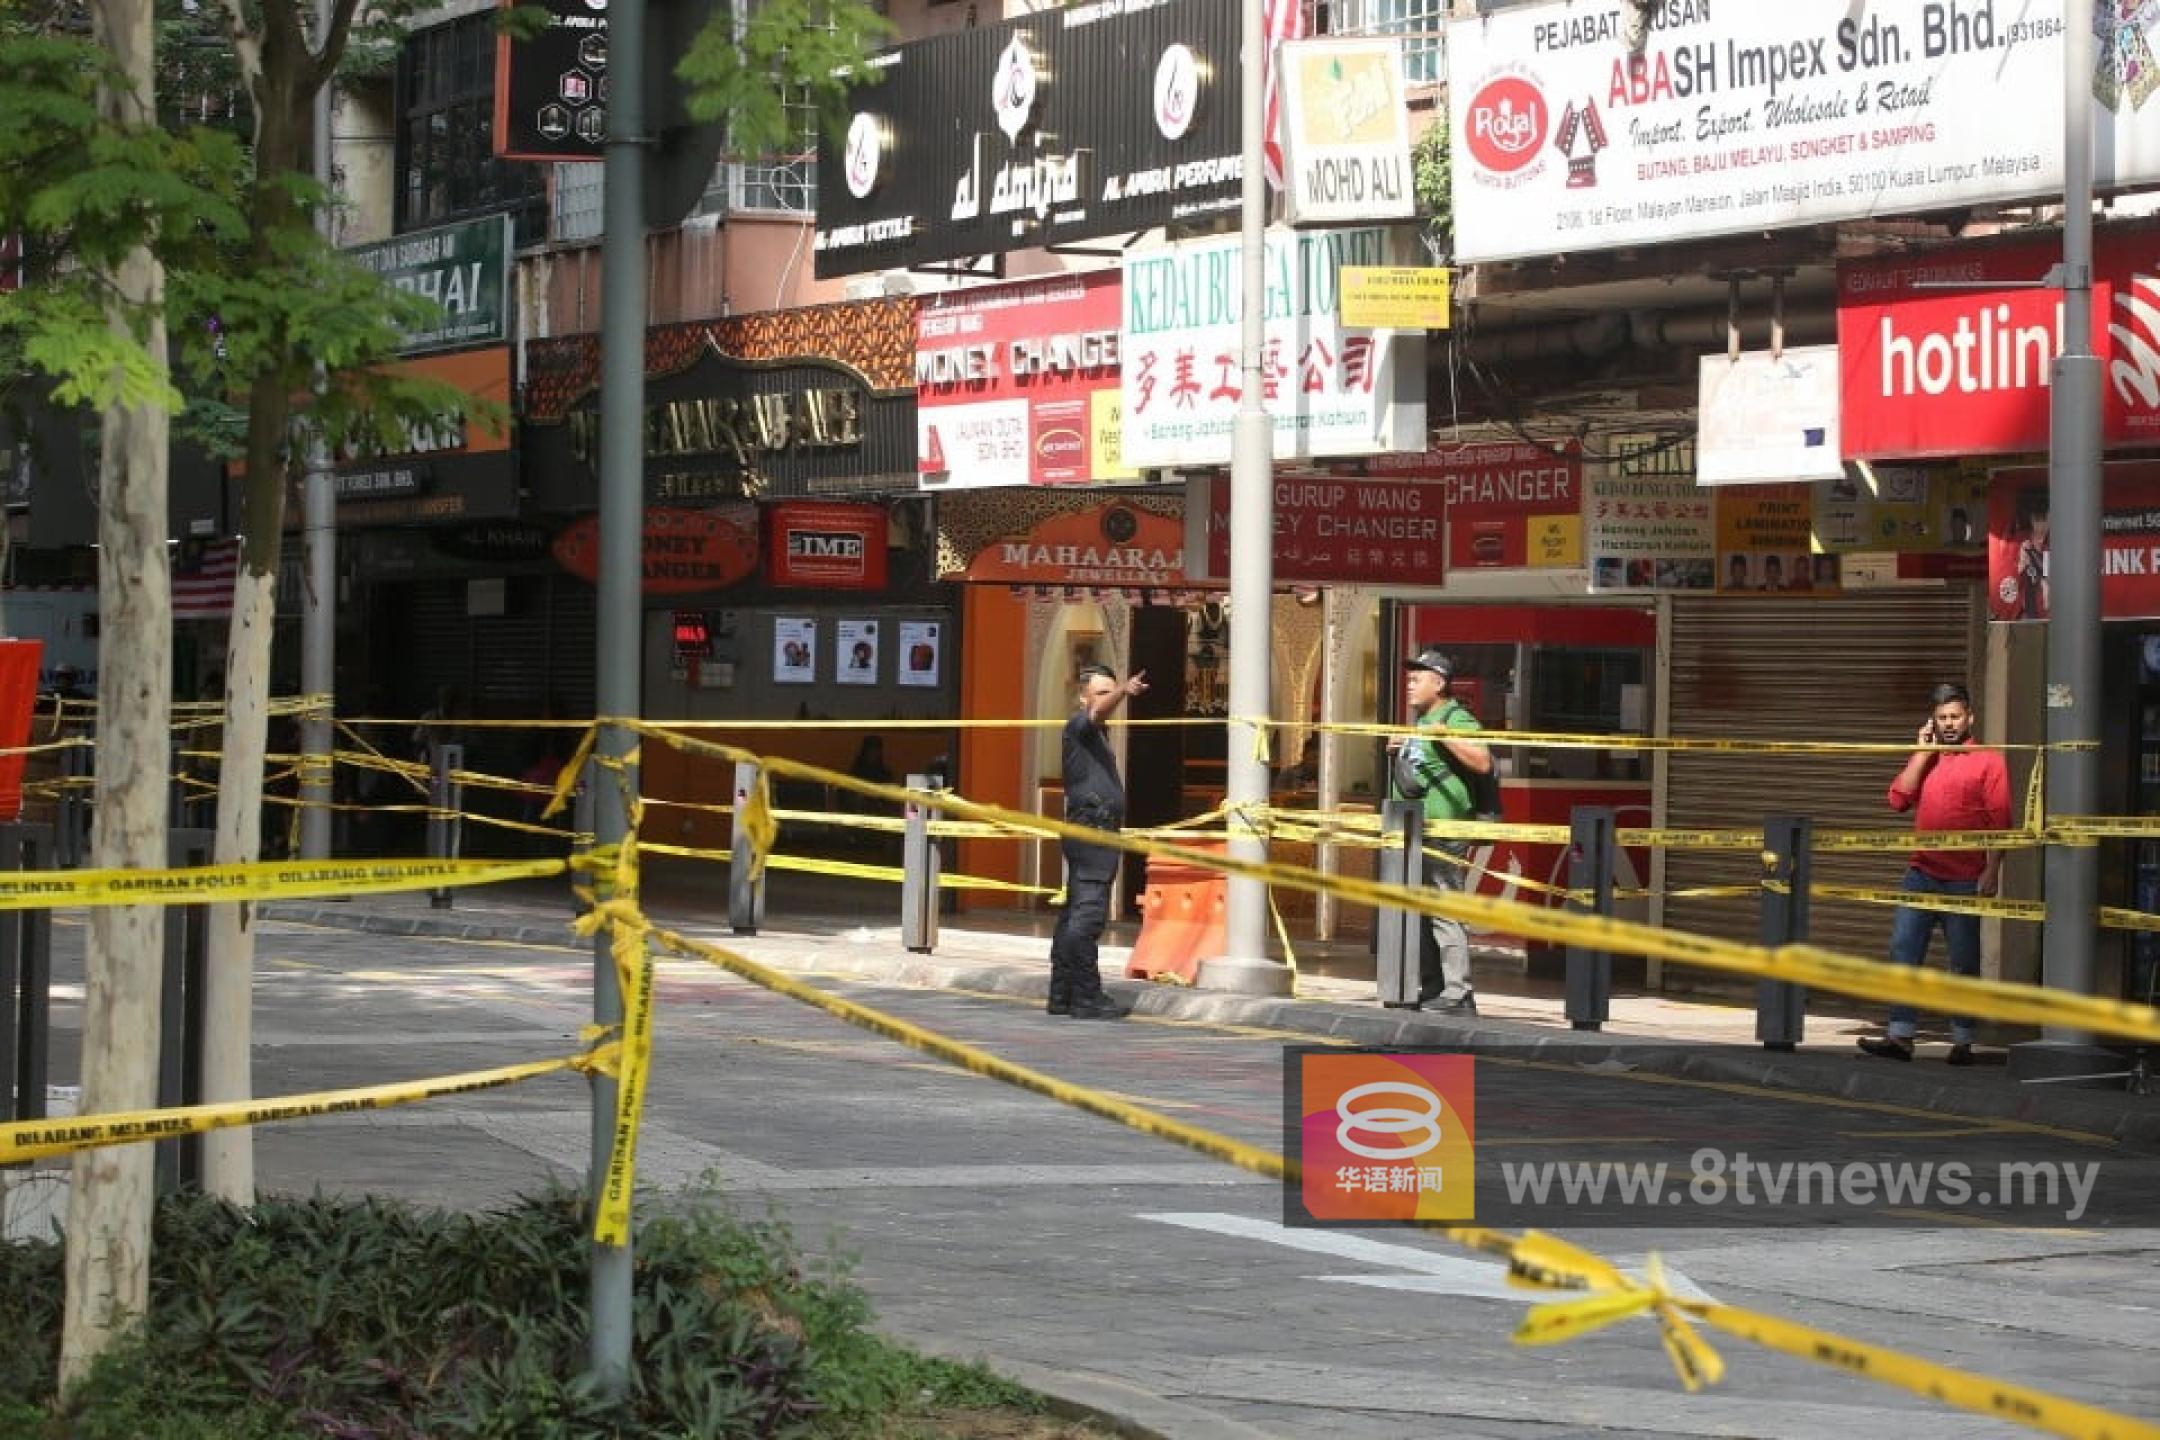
[{"left": 1388, "top": 647, "right": 1493, "bottom": 1015}]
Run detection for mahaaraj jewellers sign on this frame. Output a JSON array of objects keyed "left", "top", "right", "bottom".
[
  {"left": 915, "top": 271, "right": 1132, "bottom": 489},
  {"left": 1839, "top": 222, "right": 2160, "bottom": 459},
  {"left": 1447, "top": 0, "right": 2160, "bottom": 263},
  {"left": 1120, "top": 226, "right": 1426, "bottom": 468},
  {"left": 812, "top": 0, "right": 1240, "bottom": 277}
]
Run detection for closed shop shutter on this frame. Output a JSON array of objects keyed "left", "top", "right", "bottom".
[{"left": 1663, "top": 589, "right": 1983, "bottom": 959}]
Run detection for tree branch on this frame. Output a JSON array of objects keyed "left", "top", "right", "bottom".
[{"left": 310, "top": 0, "right": 372, "bottom": 92}]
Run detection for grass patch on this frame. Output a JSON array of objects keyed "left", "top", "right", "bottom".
[{"left": 0, "top": 1187, "right": 1106, "bottom": 1439}]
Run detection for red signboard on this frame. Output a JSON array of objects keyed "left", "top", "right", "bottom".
[
  {"left": 916, "top": 271, "right": 1126, "bottom": 489},
  {"left": 765, "top": 501, "right": 888, "bottom": 590},
  {"left": 1206, "top": 475, "right": 1443, "bottom": 585},
  {"left": 0, "top": 640, "right": 41, "bottom": 819},
  {"left": 552, "top": 507, "right": 759, "bottom": 595},
  {"left": 1839, "top": 223, "right": 2160, "bottom": 460},
  {"left": 1987, "top": 461, "right": 2160, "bottom": 623},
  {"left": 1364, "top": 441, "right": 1581, "bottom": 570}
]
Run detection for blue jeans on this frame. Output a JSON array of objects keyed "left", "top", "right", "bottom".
[{"left": 1887, "top": 867, "right": 1981, "bottom": 1044}]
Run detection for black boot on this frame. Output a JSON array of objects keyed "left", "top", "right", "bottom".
[
  {"left": 1047, "top": 978, "right": 1073, "bottom": 1016},
  {"left": 1068, "top": 992, "right": 1129, "bottom": 1020}
]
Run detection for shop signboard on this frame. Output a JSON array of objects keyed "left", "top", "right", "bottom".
[
  {"left": 1120, "top": 225, "right": 1425, "bottom": 468},
  {"left": 1404, "top": 440, "right": 1581, "bottom": 571},
  {"left": 1696, "top": 345, "right": 1842, "bottom": 484},
  {"left": 343, "top": 216, "right": 511, "bottom": 355},
  {"left": 1839, "top": 222, "right": 2160, "bottom": 459},
  {"left": 812, "top": 0, "right": 1241, "bottom": 277},
  {"left": 1448, "top": 0, "right": 2160, "bottom": 264},
  {"left": 960, "top": 499, "right": 1186, "bottom": 587},
  {"left": 915, "top": 272, "right": 1130, "bottom": 489},
  {"left": 1586, "top": 436, "right": 1713, "bottom": 592},
  {"left": 1714, "top": 482, "right": 1829, "bottom": 593},
  {"left": 766, "top": 501, "right": 889, "bottom": 590},
  {"left": 1201, "top": 474, "right": 1443, "bottom": 584},
  {"left": 1276, "top": 38, "right": 1414, "bottom": 227},
  {"left": 313, "top": 347, "right": 516, "bottom": 525},
  {"left": 552, "top": 505, "right": 760, "bottom": 594},
  {"left": 1988, "top": 459, "right": 2160, "bottom": 622}
]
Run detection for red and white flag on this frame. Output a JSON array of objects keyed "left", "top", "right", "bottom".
[
  {"left": 172, "top": 538, "right": 239, "bottom": 620},
  {"left": 1261, "top": 0, "right": 1306, "bottom": 192}
]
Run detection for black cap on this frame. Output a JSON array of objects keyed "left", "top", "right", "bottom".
[{"left": 1402, "top": 647, "right": 1453, "bottom": 678}]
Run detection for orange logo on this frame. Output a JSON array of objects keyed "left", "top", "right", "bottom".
[{"left": 1297, "top": 1052, "right": 1475, "bottom": 1223}]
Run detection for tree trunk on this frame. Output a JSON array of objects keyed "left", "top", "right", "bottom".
[
  {"left": 199, "top": 75, "right": 303, "bottom": 1204},
  {"left": 60, "top": 0, "right": 172, "bottom": 1386}
]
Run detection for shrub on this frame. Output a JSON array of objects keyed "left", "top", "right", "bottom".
[{"left": 0, "top": 1186, "right": 1036, "bottom": 1439}]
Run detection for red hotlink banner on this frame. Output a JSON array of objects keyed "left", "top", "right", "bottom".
[{"left": 1839, "top": 222, "right": 2160, "bottom": 460}]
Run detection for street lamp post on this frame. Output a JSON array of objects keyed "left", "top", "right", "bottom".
[
  {"left": 2012, "top": 0, "right": 2114, "bottom": 1081},
  {"left": 1195, "top": 0, "right": 1292, "bottom": 996}
]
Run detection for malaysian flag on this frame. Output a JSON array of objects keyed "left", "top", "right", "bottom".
[
  {"left": 172, "top": 538, "right": 239, "bottom": 620},
  {"left": 1261, "top": 0, "right": 1306, "bottom": 192}
]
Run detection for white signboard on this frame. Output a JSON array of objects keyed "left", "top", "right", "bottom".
[
  {"left": 897, "top": 620, "right": 943, "bottom": 688},
  {"left": 1448, "top": 0, "right": 2160, "bottom": 263},
  {"left": 774, "top": 617, "right": 817, "bottom": 684},
  {"left": 1120, "top": 226, "right": 1426, "bottom": 468},
  {"left": 837, "top": 619, "right": 880, "bottom": 685},
  {"left": 1587, "top": 436, "right": 1714, "bottom": 592},
  {"left": 1278, "top": 38, "right": 1415, "bottom": 226},
  {"left": 1696, "top": 345, "right": 1843, "bottom": 484}
]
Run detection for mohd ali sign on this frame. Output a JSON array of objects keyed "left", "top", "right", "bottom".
[{"left": 813, "top": 0, "right": 1242, "bottom": 277}]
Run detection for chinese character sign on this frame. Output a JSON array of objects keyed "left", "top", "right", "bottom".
[{"left": 1119, "top": 226, "right": 1426, "bottom": 468}]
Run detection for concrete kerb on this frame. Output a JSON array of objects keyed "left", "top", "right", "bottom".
[{"left": 255, "top": 901, "right": 2160, "bottom": 1147}]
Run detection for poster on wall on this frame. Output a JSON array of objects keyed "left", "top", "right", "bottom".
[
  {"left": 897, "top": 620, "right": 943, "bottom": 688},
  {"left": 1716, "top": 483, "right": 1826, "bottom": 593},
  {"left": 774, "top": 617, "right": 817, "bottom": 684},
  {"left": 836, "top": 620, "right": 880, "bottom": 685},
  {"left": 1812, "top": 467, "right": 1987, "bottom": 554},
  {"left": 1586, "top": 438, "right": 1712, "bottom": 592},
  {"left": 1988, "top": 460, "right": 2160, "bottom": 622}
]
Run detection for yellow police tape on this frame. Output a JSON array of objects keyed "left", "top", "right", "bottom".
[
  {"left": 1780, "top": 881, "right": 2160, "bottom": 935},
  {"left": 0, "top": 1045, "right": 612, "bottom": 1165},
  {"left": 621, "top": 912, "right": 2156, "bottom": 1440},
  {"left": 600, "top": 723, "right": 2160, "bottom": 1048},
  {"left": 634, "top": 839, "right": 1060, "bottom": 899},
  {"left": 0, "top": 856, "right": 569, "bottom": 910},
  {"left": 1312, "top": 718, "right": 2100, "bottom": 758}
]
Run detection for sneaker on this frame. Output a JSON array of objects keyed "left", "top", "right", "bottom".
[
  {"left": 1857, "top": 1036, "right": 1913, "bottom": 1061},
  {"left": 1429, "top": 995, "right": 1478, "bottom": 1016},
  {"left": 1946, "top": 1043, "right": 1976, "bottom": 1067}
]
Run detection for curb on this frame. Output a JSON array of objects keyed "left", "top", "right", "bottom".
[
  {"left": 261, "top": 902, "right": 2160, "bottom": 1147},
  {"left": 911, "top": 1341, "right": 1272, "bottom": 1440}
]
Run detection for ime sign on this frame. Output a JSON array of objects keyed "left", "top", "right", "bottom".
[
  {"left": 1838, "top": 222, "right": 2160, "bottom": 460},
  {"left": 765, "top": 501, "right": 887, "bottom": 590}
]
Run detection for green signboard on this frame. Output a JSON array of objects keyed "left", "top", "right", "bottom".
[{"left": 344, "top": 214, "right": 511, "bottom": 355}]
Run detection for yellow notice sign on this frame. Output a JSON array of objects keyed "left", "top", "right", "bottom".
[
  {"left": 1341, "top": 267, "right": 1452, "bottom": 330},
  {"left": 1529, "top": 515, "right": 1583, "bottom": 568}
]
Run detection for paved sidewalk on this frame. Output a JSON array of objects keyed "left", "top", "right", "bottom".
[{"left": 264, "top": 872, "right": 2160, "bottom": 1147}]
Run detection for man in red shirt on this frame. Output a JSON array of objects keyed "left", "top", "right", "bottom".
[{"left": 1858, "top": 683, "right": 2011, "bottom": 1066}]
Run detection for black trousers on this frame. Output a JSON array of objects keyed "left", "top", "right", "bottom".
[{"left": 1050, "top": 838, "right": 1117, "bottom": 1000}]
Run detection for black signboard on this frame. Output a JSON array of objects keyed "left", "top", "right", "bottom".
[
  {"left": 524, "top": 349, "right": 916, "bottom": 510},
  {"left": 494, "top": 0, "right": 609, "bottom": 162},
  {"left": 813, "top": 0, "right": 1240, "bottom": 277}
]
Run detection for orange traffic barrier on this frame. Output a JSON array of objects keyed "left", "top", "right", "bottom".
[{"left": 1125, "top": 842, "right": 1228, "bottom": 984}]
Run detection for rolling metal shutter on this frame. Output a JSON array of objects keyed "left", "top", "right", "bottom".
[{"left": 1663, "top": 589, "right": 1983, "bottom": 958}]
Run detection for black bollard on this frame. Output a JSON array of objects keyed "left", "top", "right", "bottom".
[
  {"left": 1564, "top": 806, "right": 1617, "bottom": 1032},
  {"left": 1756, "top": 815, "right": 1812, "bottom": 1051}
]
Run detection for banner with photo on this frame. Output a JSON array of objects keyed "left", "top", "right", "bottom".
[
  {"left": 1586, "top": 439, "right": 1713, "bottom": 592},
  {"left": 774, "top": 617, "right": 817, "bottom": 684},
  {"left": 1716, "top": 483, "right": 1828, "bottom": 593},
  {"left": 897, "top": 620, "right": 943, "bottom": 688}
]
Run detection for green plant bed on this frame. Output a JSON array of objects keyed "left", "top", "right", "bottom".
[{"left": 0, "top": 1188, "right": 1108, "bottom": 1439}]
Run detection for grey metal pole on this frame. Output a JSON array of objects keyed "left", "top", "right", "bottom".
[
  {"left": 1196, "top": 0, "right": 1289, "bottom": 996},
  {"left": 588, "top": 0, "right": 646, "bottom": 1390},
  {"left": 2015, "top": 0, "right": 2112, "bottom": 1080},
  {"left": 298, "top": 0, "right": 336, "bottom": 860}
]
